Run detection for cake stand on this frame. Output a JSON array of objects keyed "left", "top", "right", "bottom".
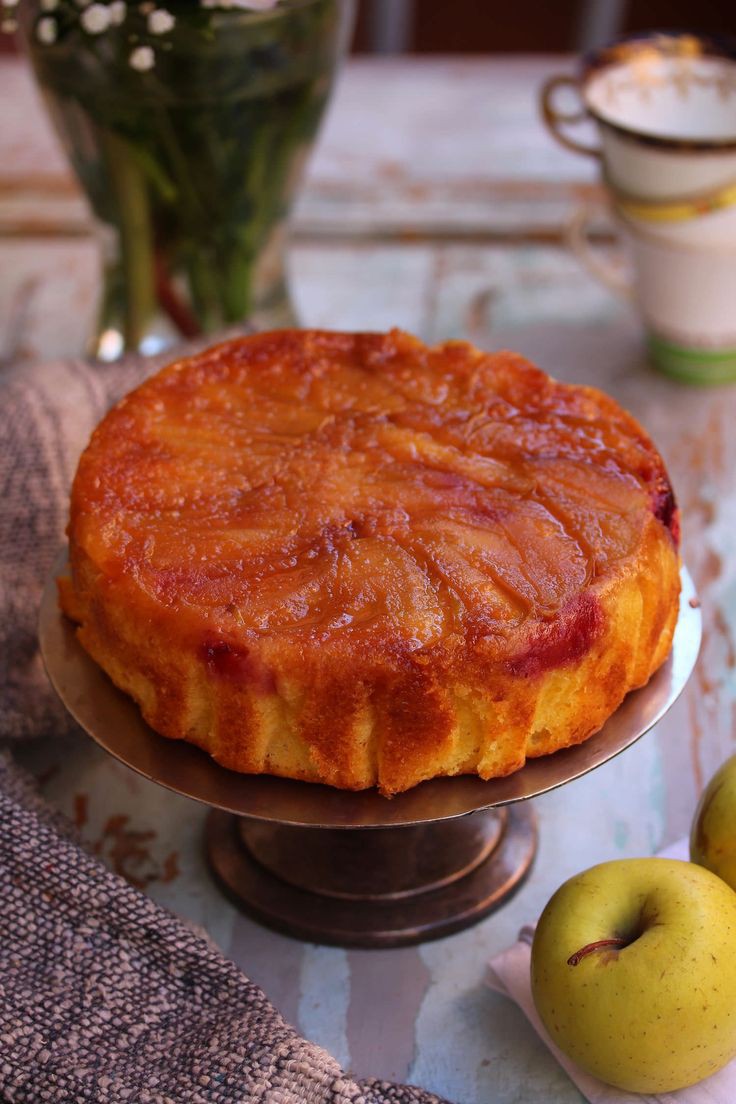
[{"left": 39, "top": 556, "right": 701, "bottom": 948}]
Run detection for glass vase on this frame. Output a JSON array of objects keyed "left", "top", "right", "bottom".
[{"left": 21, "top": 0, "right": 352, "bottom": 360}]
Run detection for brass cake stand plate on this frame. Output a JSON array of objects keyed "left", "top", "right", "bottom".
[{"left": 40, "top": 557, "right": 701, "bottom": 948}]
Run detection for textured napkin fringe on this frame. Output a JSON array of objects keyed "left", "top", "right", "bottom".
[{"left": 0, "top": 750, "right": 449, "bottom": 1104}]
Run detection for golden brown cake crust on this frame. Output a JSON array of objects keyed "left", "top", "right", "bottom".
[{"left": 62, "top": 329, "right": 681, "bottom": 794}]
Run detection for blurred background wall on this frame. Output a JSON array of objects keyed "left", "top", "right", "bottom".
[
  {"left": 352, "top": 0, "right": 735, "bottom": 54},
  {"left": 2, "top": 0, "right": 734, "bottom": 56}
]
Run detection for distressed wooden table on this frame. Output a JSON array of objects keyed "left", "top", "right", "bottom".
[{"left": 3, "top": 55, "right": 736, "bottom": 1104}]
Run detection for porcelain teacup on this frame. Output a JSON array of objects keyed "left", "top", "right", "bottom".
[{"left": 542, "top": 32, "right": 736, "bottom": 382}]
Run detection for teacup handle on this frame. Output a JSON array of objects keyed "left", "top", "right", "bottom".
[
  {"left": 566, "top": 206, "right": 634, "bottom": 301},
  {"left": 540, "top": 74, "right": 601, "bottom": 159}
]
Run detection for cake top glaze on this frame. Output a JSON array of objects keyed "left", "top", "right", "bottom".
[{"left": 71, "top": 329, "right": 677, "bottom": 672}]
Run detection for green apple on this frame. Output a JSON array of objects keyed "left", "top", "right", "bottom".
[
  {"left": 691, "top": 753, "right": 736, "bottom": 891},
  {"left": 531, "top": 858, "right": 736, "bottom": 1093}
]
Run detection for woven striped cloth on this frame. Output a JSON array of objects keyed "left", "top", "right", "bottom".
[{"left": 0, "top": 349, "right": 449, "bottom": 1104}]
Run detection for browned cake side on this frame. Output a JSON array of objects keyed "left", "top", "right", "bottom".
[{"left": 60, "top": 329, "right": 681, "bottom": 794}]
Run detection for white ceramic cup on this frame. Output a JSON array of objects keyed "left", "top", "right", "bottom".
[
  {"left": 542, "top": 32, "right": 736, "bottom": 382},
  {"left": 568, "top": 205, "right": 736, "bottom": 383},
  {"left": 542, "top": 32, "right": 736, "bottom": 200}
]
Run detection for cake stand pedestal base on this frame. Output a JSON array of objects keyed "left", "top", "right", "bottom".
[{"left": 206, "top": 805, "right": 537, "bottom": 947}]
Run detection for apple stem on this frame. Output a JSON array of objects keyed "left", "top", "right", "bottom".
[{"left": 567, "top": 938, "right": 628, "bottom": 966}]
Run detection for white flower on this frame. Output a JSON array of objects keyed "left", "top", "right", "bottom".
[
  {"left": 129, "top": 44, "right": 155, "bottom": 71},
  {"left": 148, "top": 8, "right": 175, "bottom": 34},
  {"left": 11, "top": 0, "right": 285, "bottom": 52},
  {"left": 36, "top": 15, "right": 57, "bottom": 41},
  {"left": 109, "top": 0, "right": 126, "bottom": 24},
  {"left": 81, "top": 3, "right": 111, "bottom": 32}
]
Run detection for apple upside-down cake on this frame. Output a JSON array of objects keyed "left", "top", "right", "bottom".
[{"left": 60, "top": 329, "right": 680, "bottom": 794}]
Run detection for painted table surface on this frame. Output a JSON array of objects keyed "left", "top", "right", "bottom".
[{"left": 2, "top": 55, "right": 736, "bottom": 1104}]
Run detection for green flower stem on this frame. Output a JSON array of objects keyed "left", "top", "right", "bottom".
[
  {"left": 221, "top": 245, "right": 255, "bottom": 323},
  {"left": 183, "top": 246, "right": 223, "bottom": 333},
  {"left": 154, "top": 107, "right": 229, "bottom": 331},
  {"left": 99, "top": 128, "right": 156, "bottom": 350}
]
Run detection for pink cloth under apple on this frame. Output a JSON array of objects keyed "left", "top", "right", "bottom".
[{"left": 486, "top": 838, "right": 735, "bottom": 1103}]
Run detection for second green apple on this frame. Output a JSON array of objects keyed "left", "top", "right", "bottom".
[{"left": 690, "top": 752, "right": 736, "bottom": 891}]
